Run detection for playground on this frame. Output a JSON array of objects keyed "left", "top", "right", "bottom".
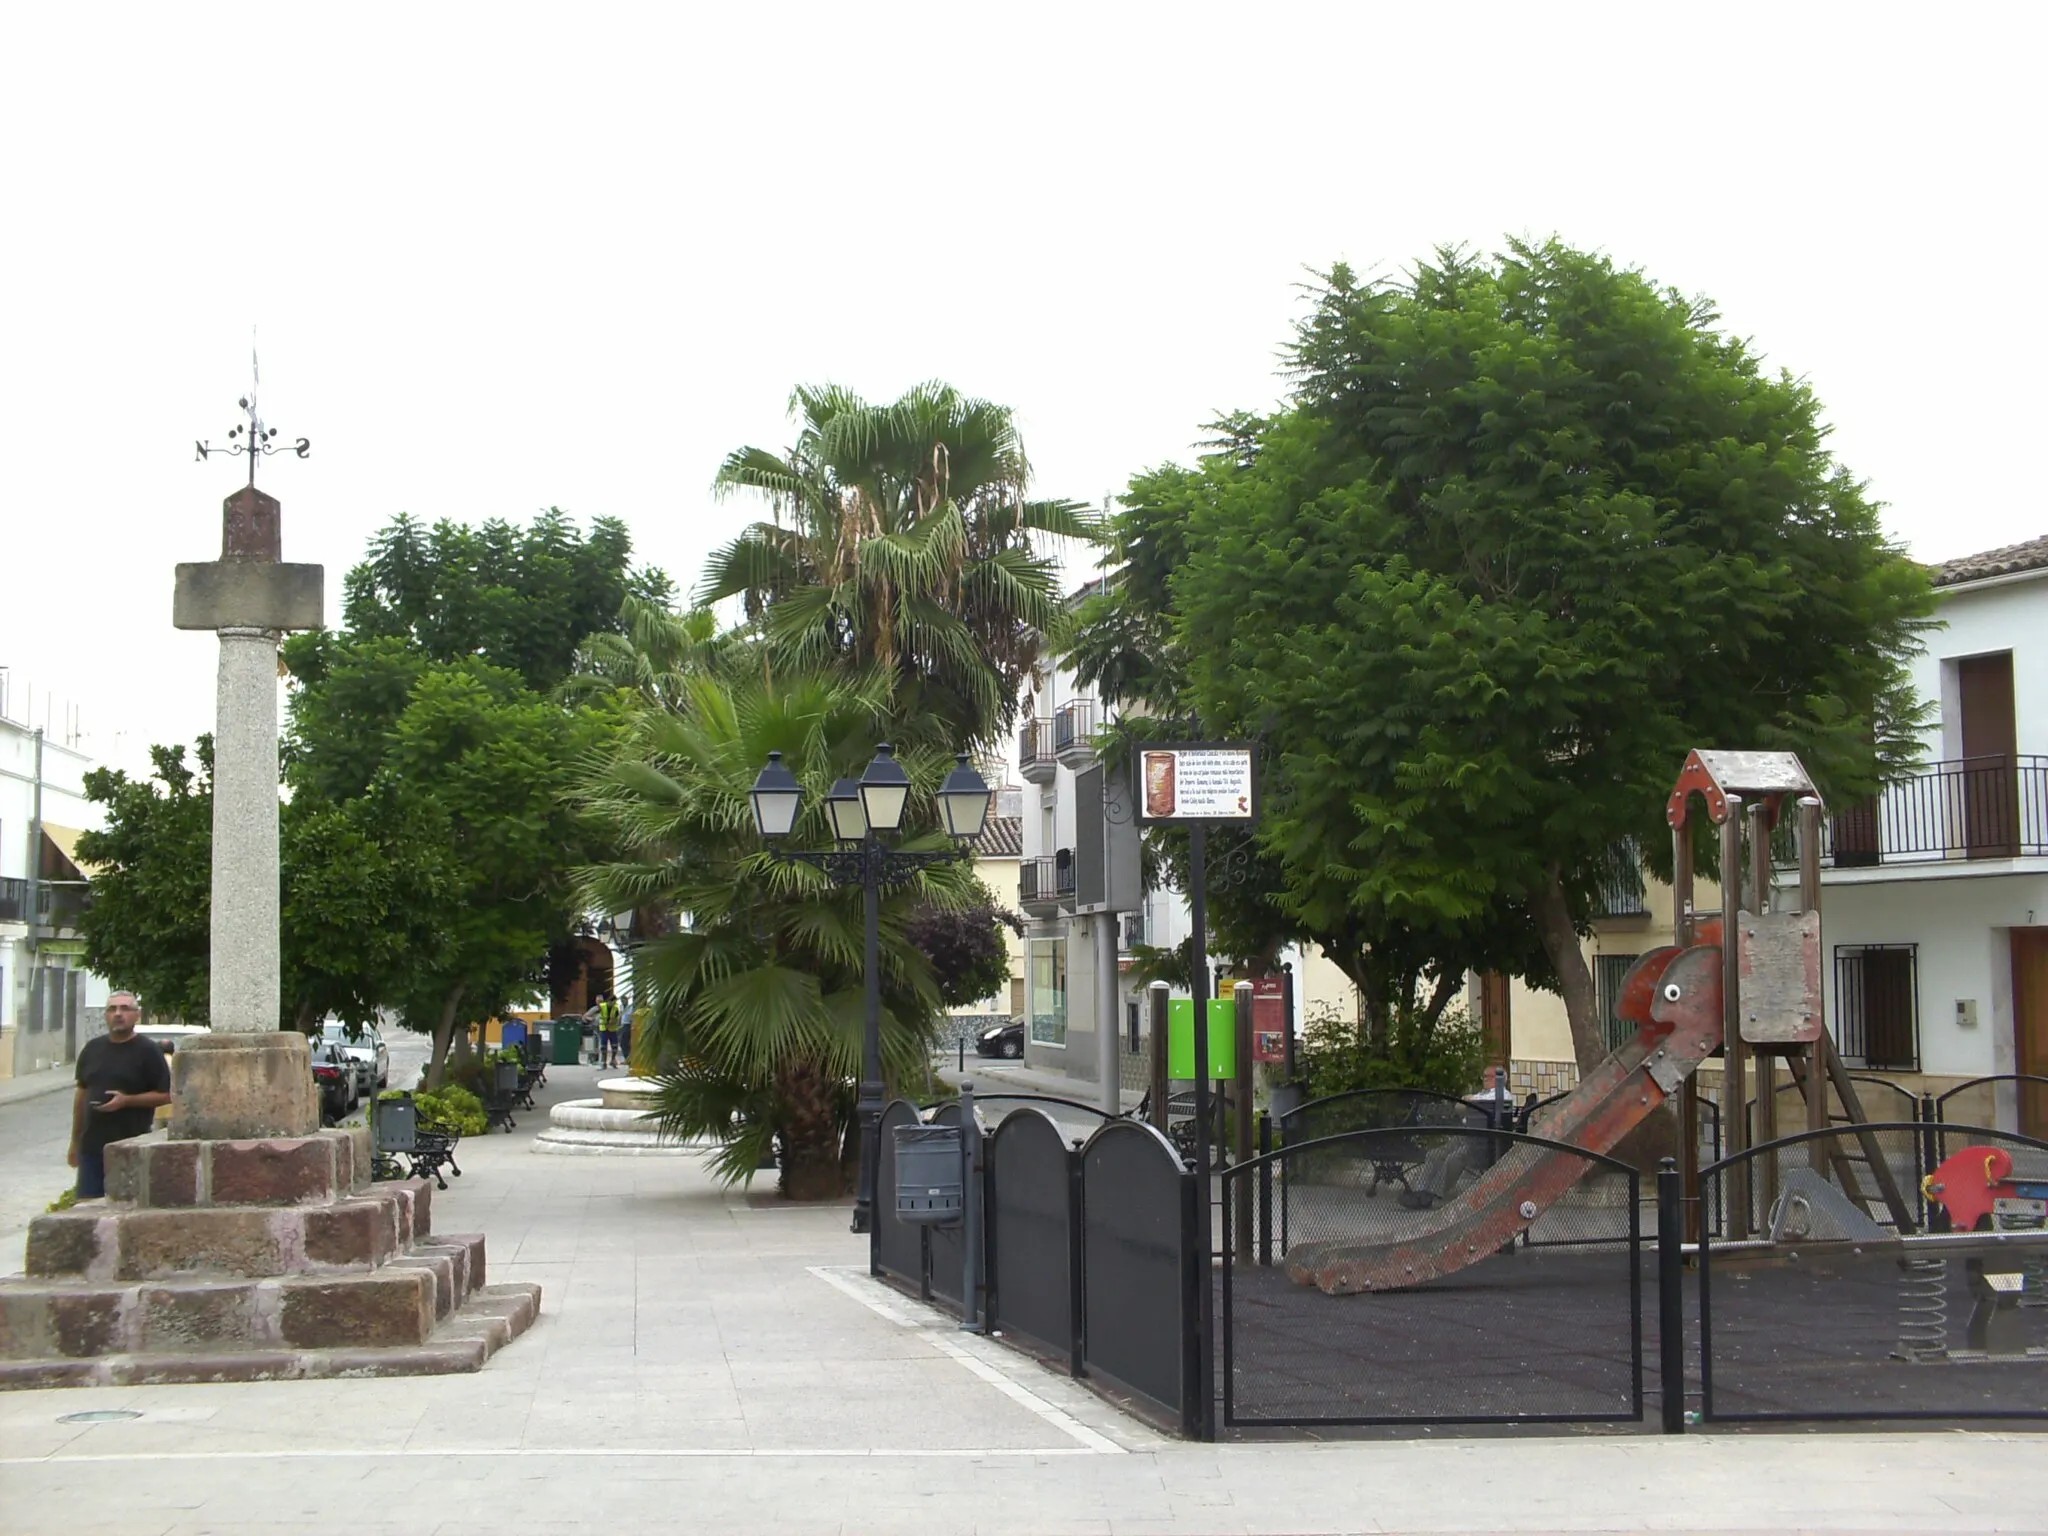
[{"left": 875, "top": 749, "right": 2048, "bottom": 1442}]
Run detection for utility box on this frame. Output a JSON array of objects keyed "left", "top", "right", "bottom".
[
  {"left": 893, "top": 1123, "right": 964, "bottom": 1224},
  {"left": 374, "top": 1093, "right": 417, "bottom": 1154}
]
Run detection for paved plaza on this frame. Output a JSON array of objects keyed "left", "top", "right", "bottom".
[{"left": 2, "top": 1057, "right": 2045, "bottom": 1535}]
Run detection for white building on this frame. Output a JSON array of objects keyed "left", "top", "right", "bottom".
[
  {"left": 1809, "top": 537, "right": 2048, "bottom": 1134},
  {"left": 0, "top": 678, "right": 109, "bottom": 1079}
]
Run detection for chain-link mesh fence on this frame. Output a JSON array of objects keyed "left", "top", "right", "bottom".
[
  {"left": 1701, "top": 1123, "right": 2048, "bottom": 1422},
  {"left": 1223, "top": 1126, "right": 1643, "bottom": 1427}
]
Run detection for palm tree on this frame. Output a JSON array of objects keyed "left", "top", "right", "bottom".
[
  {"left": 576, "top": 663, "right": 979, "bottom": 1198},
  {"left": 701, "top": 381, "right": 1096, "bottom": 747}
]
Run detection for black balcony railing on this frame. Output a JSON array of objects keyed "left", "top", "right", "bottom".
[
  {"left": 1019, "top": 717, "right": 1055, "bottom": 776},
  {"left": 1053, "top": 699, "right": 1098, "bottom": 756},
  {"left": 1819, "top": 756, "right": 2048, "bottom": 868},
  {"left": 1120, "top": 911, "right": 1145, "bottom": 950},
  {"left": 1020, "top": 856, "right": 1060, "bottom": 907},
  {"left": 0, "top": 878, "right": 92, "bottom": 927},
  {"left": 1592, "top": 842, "right": 1647, "bottom": 918}
]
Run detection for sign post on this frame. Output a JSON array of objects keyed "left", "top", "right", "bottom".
[{"left": 1136, "top": 738, "right": 1258, "bottom": 1443}]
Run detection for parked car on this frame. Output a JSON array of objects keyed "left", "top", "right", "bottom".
[
  {"left": 312, "top": 1043, "right": 357, "bottom": 1124},
  {"left": 316, "top": 1019, "right": 389, "bottom": 1095},
  {"left": 975, "top": 1020, "right": 1025, "bottom": 1060}
]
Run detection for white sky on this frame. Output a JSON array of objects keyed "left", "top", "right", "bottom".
[{"left": 3, "top": 4, "right": 2042, "bottom": 777}]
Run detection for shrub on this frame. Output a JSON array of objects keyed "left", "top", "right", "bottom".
[
  {"left": 417, "top": 1084, "right": 488, "bottom": 1136},
  {"left": 1297, "top": 1001, "right": 1484, "bottom": 1101},
  {"left": 47, "top": 1188, "right": 78, "bottom": 1214},
  {"left": 385, "top": 1083, "right": 488, "bottom": 1136}
]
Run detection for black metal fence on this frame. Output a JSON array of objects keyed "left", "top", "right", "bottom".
[
  {"left": 868, "top": 1095, "right": 1203, "bottom": 1434},
  {"left": 870, "top": 1087, "right": 2048, "bottom": 1439},
  {"left": 1699, "top": 1123, "right": 2048, "bottom": 1423},
  {"left": 1223, "top": 1126, "right": 1644, "bottom": 1428}
]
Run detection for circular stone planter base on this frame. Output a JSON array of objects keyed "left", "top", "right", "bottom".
[{"left": 533, "top": 1085, "right": 704, "bottom": 1156}]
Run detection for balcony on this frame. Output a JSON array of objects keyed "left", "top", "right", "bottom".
[
  {"left": 1052, "top": 699, "right": 1099, "bottom": 768},
  {"left": 1810, "top": 756, "right": 2048, "bottom": 870},
  {"left": 1019, "top": 852, "right": 1076, "bottom": 917},
  {"left": 1019, "top": 717, "right": 1056, "bottom": 785},
  {"left": 0, "top": 878, "right": 93, "bottom": 929},
  {"left": 1592, "top": 841, "right": 1648, "bottom": 920}
]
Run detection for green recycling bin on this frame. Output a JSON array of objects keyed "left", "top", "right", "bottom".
[{"left": 551, "top": 1019, "right": 584, "bottom": 1065}]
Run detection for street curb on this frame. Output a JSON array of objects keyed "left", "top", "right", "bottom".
[{"left": 0, "top": 1069, "right": 74, "bottom": 1109}]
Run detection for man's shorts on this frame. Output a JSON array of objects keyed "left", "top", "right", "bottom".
[{"left": 599, "top": 1029, "right": 620, "bottom": 1048}]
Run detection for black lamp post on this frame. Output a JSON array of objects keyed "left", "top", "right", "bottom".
[{"left": 748, "top": 744, "right": 991, "bottom": 1234}]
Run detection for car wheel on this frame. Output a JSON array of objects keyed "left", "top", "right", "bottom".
[{"left": 1002, "top": 1039, "right": 1022, "bottom": 1060}]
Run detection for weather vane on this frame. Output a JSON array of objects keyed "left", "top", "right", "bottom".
[{"left": 194, "top": 345, "right": 309, "bottom": 487}]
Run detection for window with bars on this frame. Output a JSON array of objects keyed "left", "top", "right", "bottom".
[
  {"left": 1835, "top": 944, "right": 1918, "bottom": 1071},
  {"left": 1596, "top": 953, "right": 1642, "bottom": 1052}
]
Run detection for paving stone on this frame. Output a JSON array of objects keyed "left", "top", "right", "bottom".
[
  {"left": 136, "top": 1281, "right": 265, "bottom": 1352},
  {"left": 115, "top": 1208, "right": 286, "bottom": 1280},
  {"left": 279, "top": 1271, "right": 433, "bottom": 1348},
  {"left": 22, "top": 1212, "right": 101, "bottom": 1278}
]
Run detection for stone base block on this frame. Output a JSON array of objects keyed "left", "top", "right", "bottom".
[
  {"left": 0, "top": 1283, "right": 539, "bottom": 1389},
  {"left": 169, "top": 1032, "right": 320, "bottom": 1141},
  {"left": 25, "top": 1180, "right": 431, "bottom": 1281},
  {"left": 105, "top": 1128, "right": 368, "bottom": 1208},
  {"left": 0, "top": 1248, "right": 496, "bottom": 1357}
]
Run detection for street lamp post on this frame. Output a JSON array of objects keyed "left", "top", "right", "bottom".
[{"left": 749, "top": 744, "right": 991, "bottom": 1234}]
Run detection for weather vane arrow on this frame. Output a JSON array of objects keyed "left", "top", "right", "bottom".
[{"left": 194, "top": 345, "right": 310, "bottom": 487}]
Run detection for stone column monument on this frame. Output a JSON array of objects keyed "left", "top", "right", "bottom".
[
  {"left": 168, "top": 424, "right": 324, "bottom": 1136},
  {"left": 0, "top": 393, "right": 537, "bottom": 1388}
]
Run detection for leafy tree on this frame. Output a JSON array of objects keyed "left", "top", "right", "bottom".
[
  {"left": 1161, "top": 241, "right": 1934, "bottom": 1073},
  {"left": 287, "top": 641, "right": 624, "bottom": 1083},
  {"left": 576, "top": 664, "right": 976, "bottom": 1200},
  {"left": 702, "top": 382, "right": 1095, "bottom": 745},
  {"left": 341, "top": 509, "right": 672, "bottom": 692},
  {"left": 75, "top": 742, "right": 454, "bottom": 1034},
  {"left": 904, "top": 886, "right": 1022, "bottom": 1009},
  {"left": 75, "top": 744, "right": 215, "bottom": 1022}
]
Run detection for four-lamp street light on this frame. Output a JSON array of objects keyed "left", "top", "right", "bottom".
[{"left": 748, "top": 743, "right": 992, "bottom": 1234}]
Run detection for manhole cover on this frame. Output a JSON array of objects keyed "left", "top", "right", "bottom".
[{"left": 57, "top": 1410, "right": 142, "bottom": 1424}]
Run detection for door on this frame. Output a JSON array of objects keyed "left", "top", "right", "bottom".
[
  {"left": 2009, "top": 929, "right": 2048, "bottom": 1137},
  {"left": 1958, "top": 652, "right": 2018, "bottom": 857},
  {"left": 1478, "top": 973, "right": 1511, "bottom": 1073}
]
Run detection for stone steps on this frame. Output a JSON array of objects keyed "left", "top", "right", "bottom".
[{"left": 0, "top": 1282, "right": 540, "bottom": 1388}]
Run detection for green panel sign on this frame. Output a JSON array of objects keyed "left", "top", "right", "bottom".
[{"left": 1167, "top": 998, "right": 1236, "bottom": 1080}]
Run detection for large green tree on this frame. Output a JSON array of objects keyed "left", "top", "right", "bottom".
[
  {"left": 1153, "top": 241, "right": 1933, "bottom": 1073},
  {"left": 702, "top": 382, "right": 1095, "bottom": 746},
  {"left": 75, "top": 740, "right": 453, "bottom": 1033},
  {"left": 576, "top": 663, "right": 972, "bottom": 1198}
]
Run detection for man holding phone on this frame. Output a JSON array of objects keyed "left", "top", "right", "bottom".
[{"left": 69, "top": 991, "right": 172, "bottom": 1198}]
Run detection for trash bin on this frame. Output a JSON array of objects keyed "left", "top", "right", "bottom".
[
  {"left": 893, "top": 1123, "right": 964, "bottom": 1224},
  {"left": 552, "top": 1019, "right": 583, "bottom": 1065}
]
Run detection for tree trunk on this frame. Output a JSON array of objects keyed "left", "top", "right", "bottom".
[
  {"left": 425, "top": 985, "right": 467, "bottom": 1090},
  {"left": 775, "top": 1057, "right": 848, "bottom": 1202},
  {"left": 1533, "top": 863, "right": 1607, "bottom": 1075}
]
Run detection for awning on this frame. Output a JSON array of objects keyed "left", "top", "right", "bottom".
[{"left": 40, "top": 823, "right": 101, "bottom": 880}]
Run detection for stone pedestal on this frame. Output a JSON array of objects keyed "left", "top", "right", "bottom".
[
  {"left": 0, "top": 1130, "right": 537, "bottom": 1388},
  {"left": 169, "top": 1032, "right": 319, "bottom": 1141}
]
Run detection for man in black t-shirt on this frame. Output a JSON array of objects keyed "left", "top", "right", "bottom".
[{"left": 70, "top": 991, "right": 172, "bottom": 1198}]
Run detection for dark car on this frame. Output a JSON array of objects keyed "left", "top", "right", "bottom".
[
  {"left": 975, "top": 1020, "right": 1024, "bottom": 1060},
  {"left": 312, "top": 1043, "right": 357, "bottom": 1124}
]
